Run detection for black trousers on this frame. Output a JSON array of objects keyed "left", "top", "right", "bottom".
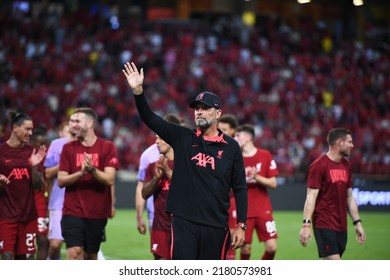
[{"left": 171, "top": 215, "right": 231, "bottom": 260}]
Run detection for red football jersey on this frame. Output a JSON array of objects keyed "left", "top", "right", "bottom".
[
  {"left": 0, "top": 143, "right": 37, "bottom": 222},
  {"left": 59, "top": 138, "right": 119, "bottom": 219},
  {"left": 145, "top": 159, "right": 174, "bottom": 232},
  {"left": 307, "top": 154, "right": 352, "bottom": 231},
  {"left": 244, "top": 148, "right": 279, "bottom": 218}
]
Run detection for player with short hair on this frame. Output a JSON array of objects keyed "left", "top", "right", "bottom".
[
  {"left": 143, "top": 133, "right": 175, "bottom": 260},
  {"left": 135, "top": 144, "right": 159, "bottom": 235},
  {"left": 299, "top": 127, "right": 366, "bottom": 259},
  {"left": 123, "top": 62, "right": 247, "bottom": 260},
  {"left": 58, "top": 107, "right": 119, "bottom": 260},
  {"left": 234, "top": 124, "right": 279, "bottom": 260},
  {"left": 29, "top": 125, "right": 50, "bottom": 260},
  {"left": 0, "top": 112, "right": 46, "bottom": 260},
  {"left": 44, "top": 120, "right": 75, "bottom": 260},
  {"left": 218, "top": 113, "right": 239, "bottom": 260},
  {"left": 135, "top": 114, "right": 183, "bottom": 237}
]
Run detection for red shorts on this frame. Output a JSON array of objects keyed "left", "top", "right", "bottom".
[
  {"left": 0, "top": 219, "right": 37, "bottom": 255},
  {"left": 151, "top": 230, "right": 171, "bottom": 259},
  {"left": 227, "top": 196, "right": 237, "bottom": 229},
  {"left": 34, "top": 190, "right": 49, "bottom": 235},
  {"left": 245, "top": 216, "right": 278, "bottom": 244}
]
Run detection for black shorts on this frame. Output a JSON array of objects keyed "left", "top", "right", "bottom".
[
  {"left": 61, "top": 215, "right": 107, "bottom": 254},
  {"left": 171, "top": 215, "right": 231, "bottom": 260},
  {"left": 313, "top": 228, "right": 347, "bottom": 258}
]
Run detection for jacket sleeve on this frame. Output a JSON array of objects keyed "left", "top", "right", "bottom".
[
  {"left": 232, "top": 146, "right": 248, "bottom": 223},
  {"left": 134, "top": 93, "right": 186, "bottom": 147}
]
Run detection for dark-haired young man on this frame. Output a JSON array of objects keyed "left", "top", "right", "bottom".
[
  {"left": 234, "top": 124, "right": 279, "bottom": 260},
  {"left": 299, "top": 128, "right": 366, "bottom": 259},
  {"left": 218, "top": 113, "right": 239, "bottom": 260},
  {"left": 0, "top": 112, "right": 46, "bottom": 260}
]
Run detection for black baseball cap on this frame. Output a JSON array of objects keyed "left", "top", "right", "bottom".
[{"left": 189, "top": 91, "right": 221, "bottom": 109}]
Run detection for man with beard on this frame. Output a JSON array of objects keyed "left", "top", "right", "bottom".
[
  {"left": 122, "top": 62, "right": 247, "bottom": 260},
  {"left": 299, "top": 128, "right": 366, "bottom": 259},
  {"left": 58, "top": 107, "right": 119, "bottom": 260}
]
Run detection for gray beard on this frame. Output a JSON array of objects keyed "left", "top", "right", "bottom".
[{"left": 196, "top": 118, "right": 211, "bottom": 130}]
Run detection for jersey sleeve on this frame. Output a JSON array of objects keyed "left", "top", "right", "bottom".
[
  {"left": 134, "top": 93, "right": 189, "bottom": 149},
  {"left": 103, "top": 141, "right": 119, "bottom": 169},
  {"left": 307, "top": 159, "right": 324, "bottom": 189},
  {"left": 231, "top": 145, "right": 248, "bottom": 223},
  {"left": 266, "top": 151, "right": 279, "bottom": 178}
]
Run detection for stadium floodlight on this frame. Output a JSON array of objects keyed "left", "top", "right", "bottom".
[
  {"left": 297, "top": 0, "right": 311, "bottom": 4},
  {"left": 353, "top": 0, "right": 364, "bottom": 6}
]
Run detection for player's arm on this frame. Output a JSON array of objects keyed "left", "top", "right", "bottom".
[
  {"left": 45, "top": 176, "right": 54, "bottom": 201},
  {"left": 346, "top": 188, "right": 366, "bottom": 244},
  {"left": 110, "top": 184, "right": 116, "bottom": 218},
  {"left": 142, "top": 176, "right": 160, "bottom": 200},
  {"left": 253, "top": 173, "right": 277, "bottom": 189},
  {"left": 0, "top": 174, "right": 10, "bottom": 191},
  {"left": 87, "top": 166, "right": 116, "bottom": 187},
  {"left": 31, "top": 166, "right": 45, "bottom": 191},
  {"left": 299, "top": 187, "right": 318, "bottom": 247},
  {"left": 58, "top": 169, "right": 86, "bottom": 188},
  {"left": 135, "top": 180, "right": 147, "bottom": 234},
  {"left": 45, "top": 164, "right": 59, "bottom": 179}
]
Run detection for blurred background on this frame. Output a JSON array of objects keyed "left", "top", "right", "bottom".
[{"left": 0, "top": 0, "right": 389, "bottom": 211}]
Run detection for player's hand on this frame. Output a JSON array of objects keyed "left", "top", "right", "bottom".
[
  {"left": 355, "top": 224, "right": 366, "bottom": 244},
  {"left": 30, "top": 145, "right": 47, "bottom": 167},
  {"left": 299, "top": 227, "right": 312, "bottom": 247},
  {"left": 109, "top": 206, "right": 116, "bottom": 219},
  {"left": 0, "top": 174, "right": 10, "bottom": 191},
  {"left": 122, "top": 62, "right": 144, "bottom": 95},
  {"left": 231, "top": 227, "right": 245, "bottom": 249},
  {"left": 137, "top": 217, "right": 147, "bottom": 235},
  {"left": 83, "top": 152, "right": 94, "bottom": 172}
]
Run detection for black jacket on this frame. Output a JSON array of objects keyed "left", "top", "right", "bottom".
[{"left": 135, "top": 94, "right": 247, "bottom": 228}]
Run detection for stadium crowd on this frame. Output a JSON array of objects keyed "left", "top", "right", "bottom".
[{"left": 0, "top": 6, "right": 389, "bottom": 175}]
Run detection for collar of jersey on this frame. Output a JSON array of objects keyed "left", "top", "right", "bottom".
[{"left": 195, "top": 128, "right": 228, "bottom": 144}]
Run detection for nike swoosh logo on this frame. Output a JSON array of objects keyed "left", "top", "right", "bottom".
[
  {"left": 5, "top": 160, "right": 12, "bottom": 163},
  {"left": 27, "top": 247, "right": 35, "bottom": 251}
]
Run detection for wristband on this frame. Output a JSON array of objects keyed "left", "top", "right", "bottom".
[
  {"left": 353, "top": 219, "right": 362, "bottom": 226},
  {"left": 236, "top": 222, "right": 247, "bottom": 230},
  {"left": 303, "top": 219, "right": 311, "bottom": 224}
]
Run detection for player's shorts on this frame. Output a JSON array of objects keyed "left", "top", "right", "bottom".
[
  {"left": 171, "top": 215, "right": 231, "bottom": 260},
  {"left": 35, "top": 190, "right": 49, "bottom": 235},
  {"left": 0, "top": 219, "right": 37, "bottom": 255},
  {"left": 227, "top": 196, "right": 237, "bottom": 229},
  {"left": 48, "top": 210, "right": 63, "bottom": 240},
  {"left": 151, "top": 229, "right": 171, "bottom": 259},
  {"left": 313, "top": 228, "right": 347, "bottom": 258},
  {"left": 61, "top": 215, "right": 107, "bottom": 254},
  {"left": 245, "top": 216, "right": 278, "bottom": 244}
]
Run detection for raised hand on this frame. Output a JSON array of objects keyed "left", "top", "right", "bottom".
[
  {"left": 0, "top": 174, "right": 10, "bottom": 191},
  {"left": 30, "top": 145, "right": 47, "bottom": 167},
  {"left": 122, "top": 62, "right": 144, "bottom": 95}
]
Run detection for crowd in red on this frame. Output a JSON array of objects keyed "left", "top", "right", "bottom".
[{"left": 0, "top": 7, "right": 389, "bottom": 175}]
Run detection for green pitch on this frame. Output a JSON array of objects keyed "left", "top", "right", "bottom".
[{"left": 99, "top": 209, "right": 390, "bottom": 260}]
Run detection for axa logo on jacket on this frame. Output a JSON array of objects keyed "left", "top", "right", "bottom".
[{"left": 191, "top": 152, "right": 215, "bottom": 170}]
